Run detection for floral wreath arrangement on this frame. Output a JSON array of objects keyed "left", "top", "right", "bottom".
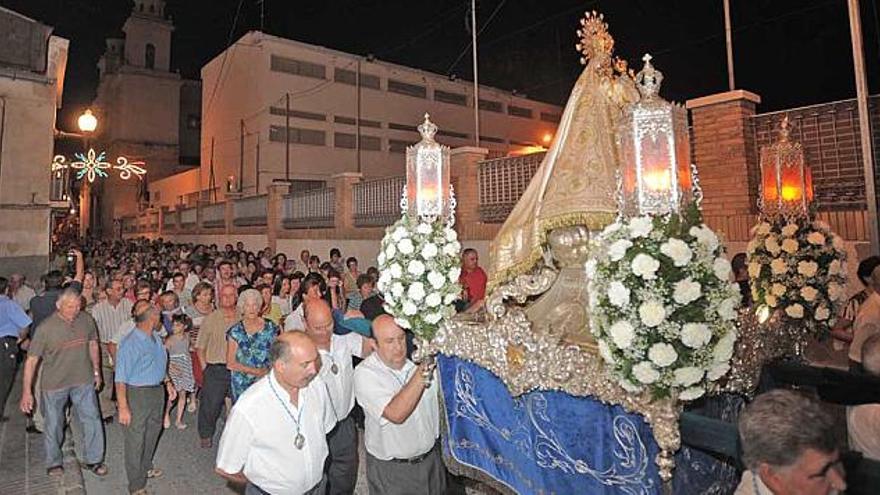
[
  {"left": 747, "top": 218, "right": 847, "bottom": 338},
  {"left": 376, "top": 215, "right": 462, "bottom": 341},
  {"left": 587, "top": 203, "right": 741, "bottom": 401}
]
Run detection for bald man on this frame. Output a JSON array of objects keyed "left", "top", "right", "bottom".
[
  {"left": 304, "top": 300, "right": 372, "bottom": 495},
  {"left": 216, "top": 331, "right": 336, "bottom": 494},
  {"left": 354, "top": 315, "right": 446, "bottom": 495}
]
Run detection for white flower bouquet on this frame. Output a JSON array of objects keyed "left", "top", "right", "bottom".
[
  {"left": 376, "top": 215, "right": 462, "bottom": 340},
  {"left": 747, "top": 218, "right": 847, "bottom": 338},
  {"left": 587, "top": 205, "right": 741, "bottom": 401}
]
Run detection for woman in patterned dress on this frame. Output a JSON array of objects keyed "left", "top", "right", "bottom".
[
  {"left": 164, "top": 314, "right": 196, "bottom": 429},
  {"left": 226, "top": 288, "right": 279, "bottom": 401}
]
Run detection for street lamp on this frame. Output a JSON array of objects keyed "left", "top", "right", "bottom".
[{"left": 77, "top": 109, "right": 98, "bottom": 133}]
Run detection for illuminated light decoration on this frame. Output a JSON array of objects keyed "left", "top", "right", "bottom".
[
  {"left": 402, "top": 114, "right": 456, "bottom": 224},
  {"left": 618, "top": 54, "right": 693, "bottom": 217},
  {"left": 50, "top": 148, "right": 146, "bottom": 183},
  {"left": 758, "top": 116, "right": 813, "bottom": 219}
]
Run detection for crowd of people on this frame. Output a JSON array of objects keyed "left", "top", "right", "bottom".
[{"left": 0, "top": 238, "right": 488, "bottom": 495}]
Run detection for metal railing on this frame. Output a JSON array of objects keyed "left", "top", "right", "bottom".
[
  {"left": 201, "top": 202, "right": 225, "bottom": 228},
  {"left": 478, "top": 152, "right": 545, "bottom": 223},
  {"left": 148, "top": 210, "right": 160, "bottom": 229},
  {"left": 283, "top": 188, "right": 335, "bottom": 229},
  {"left": 233, "top": 194, "right": 268, "bottom": 226},
  {"left": 182, "top": 188, "right": 219, "bottom": 207},
  {"left": 353, "top": 175, "right": 405, "bottom": 227}
]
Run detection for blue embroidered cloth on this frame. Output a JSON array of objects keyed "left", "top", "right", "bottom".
[{"left": 438, "top": 355, "right": 661, "bottom": 494}]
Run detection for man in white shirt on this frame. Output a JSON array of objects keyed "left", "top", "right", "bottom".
[
  {"left": 9, "top": 273, "right": 36, "bottom": 313},
  {"left": 304, "top": 300, "right": 372, "bottom": 495},
  {"left": 216, "top": 331, "right": 335, "bottom": 495},
  {"left": 849, "top": 266, "right": 880, "bottom": 370},
  {"left": 848, "top": 333, "right": 880, "bottom": 461},
  {"left": 88, "top": 278, "right": 133, "bottom": 422},
  {"left": 354, "top": 315, "right": 446, "bottom": 495},
  {"left": 734, "top": 390, "right": 846, "bottom": 495}
]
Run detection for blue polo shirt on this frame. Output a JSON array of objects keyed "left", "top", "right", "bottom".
[
  {"left": 115, "top": 327, "right": 168, "bottom": 387},
  {"left": 0, "top": 295, "right": 31, "bottom": 338}
]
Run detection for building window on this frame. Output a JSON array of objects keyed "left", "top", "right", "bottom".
[
  {"left": 145, "top": 43, "right": 155, "bottom": 69},
  {"left": 389, "top": 139, "right": 409, "bottom": 154},
  {"left": 508, "top": 105, "right": 533, "bottom": 119},
  {"left": 334, "top": 68, "right": 381, "bottom": 89},
  {"left": 437, "top": 129, "right": 469, "bottom": 139},
  {"left": 388, "top": 122, "right": 418, "bottom": 132},
  {"left": 387, "top": 79, "right": 426, "bottom": 99},
  {"left": 270, "top": 107, "right": 326, "bottom": 121},
  {"left": 479, "top": 99, "right": 503, "bottom": 113},
  {"left": 186, "top": 114, "right": 200, "bottom": 130},
  {"left": 270, "top": 55, "right": 326, "bottom": 79},
  {"left": 360, "top": 135, "right": 381, "bottom": 151},
  {"left": 540, "top": 112, "right": 561, "bottom": 123},
  {"left": 434, "top": 90, "right": 467, "bottom": 106},
  {"left": 269, "top": 125, "right": 326, "bottom": 146},
  {"left": 334, "top": 132, "right": 356, "bottom": 149},
  {"left": 334, "top": 116, "right": 381, "bottom": 128}
]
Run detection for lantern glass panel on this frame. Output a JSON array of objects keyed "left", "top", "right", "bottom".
[{"left": 404, "top": 114, "right": 452, "bottom": 221}]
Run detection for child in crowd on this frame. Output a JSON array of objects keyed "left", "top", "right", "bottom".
[
  {"left": 347, "top": 273, "right": 376, "bottom": 312},
  {"left": 164, "top": 314, "right": 196, "bottom": 429}
]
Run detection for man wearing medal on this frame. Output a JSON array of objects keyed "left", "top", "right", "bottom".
[
  {"left": 354, "top": 315, "right": 446, "bottom": 494},
  {"left": 215, "top": 331, "right": 336, "bottom": 494},
  {"left": 303, "top": 300, "right": 373, "bottom": 495}
]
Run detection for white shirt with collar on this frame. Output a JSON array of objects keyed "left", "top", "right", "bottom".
[
  {"left": 733, "top": 470, "right": 772, "bottom": 495},
  {"left": 848, "top": 403, "right": 880, "bottom": 461},
  {"left": 216, "top": 371, "right": 336, "bottom": 494},
  {"left": 318, "top": 333, "right": 364, "bottom": 421},
  {"left": 284, "top": 305, "right": 305, "bottom": 332},
  {"left": 354, "top": 353, "right": 439, "bottom": 461}
]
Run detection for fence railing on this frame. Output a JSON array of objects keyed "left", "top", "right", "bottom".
[
  {"left": 180, "top": 207, "right": 197, "bottom": 226},
  {"left": 161, "top": 211, "right": 175, "bottom": 229},
  {"left": 121, "top": 216, "right": 137, "bottom": 233},
  {"left": 201, "top": 202, "right": 225, "bottom": 228},
  {"left": 478, "top": 152, "right": 545, "bottom": 223},
  {"left": 233, "top": 194, "right": 268, "bottom": 226},
  {"left": 283, "top": 188, "right": 335, "bottom": 229},
  {"left": 353, "top": 175, "right": 405, "bottom": 227},
  {"left": 182, "top": 188, "right": 218, "bottom": 207}
]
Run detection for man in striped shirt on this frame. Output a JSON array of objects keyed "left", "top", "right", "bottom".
[{"left": 89, "top": 278, "right": 133, "bottom": 422}]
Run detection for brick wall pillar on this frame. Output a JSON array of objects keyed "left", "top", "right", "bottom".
[
  {"left": 450, "top": 146, "right": 489, "bottom": 232},
  {"left": 266, "top": 183, "right": 289, "bottom": 252},
  {"left": 158, "top": 207, "right": 166, "bottom": 237},
  {"left": 686, "top": 90, "right": 762, "bottom": 241},
  {"left": 224, "top": 192, "right": 241, "bottom": 235},
  {"left": 332, "top": 172, "right": 362, "bottom": 231}
]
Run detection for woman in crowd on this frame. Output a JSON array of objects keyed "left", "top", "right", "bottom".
[
  {"left": 283, "top": 274, "right": 325, "bottom": 331},
  {"left": 226, "top": 289, "right": 278, "bottom": 401},
  {"left": 342, "top": 256, "right": 360, "bottom": 302},
  {"left": 184, "top": 282, "right": 214, "bottom": 410},
  {"left": 271, "top": 275, "right": 292, "bottom": 316},
  {"left": 256, "top": 283, "right": 282, "bottom": 326}
]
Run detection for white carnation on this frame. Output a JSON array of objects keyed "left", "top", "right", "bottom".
[
  {"left": 748, "top": 262, "right": 762, "bottom": 278},
  {"left": 781, "top": 238, "right": 799, "bottom": 254},
  {"left": 421, "top": 243, "right": 438, "bottom": 259},
  {"left": 673, "top": 278, "right": 702, "bottom": 305},
  {"left": 797, "top": 261, "right": 818, "bottom": 278},
  {"left": 601, "top": 222, "right": 622, "bottom": 237},
  {"left": 445, "top": 228, "right": 458, "bottom": 242},
  {"left": 394, "top": 316, "right": 411, "bottom": 329},
  {"left": 781, "top": 223, "right": 799, "bottom": 237},
  {"left": 690, "top": 225, "right": 719, "bottom": 251},
  {"left": 377, "top": 252, "right": 386, "bottom": 265},
  {"left": 707, "top": 362, "right": 731, "bottom": 381},
  {"left": 402, "top": 301, "right": 418, "bottom": 316},
  {"left": 815, "top": 306, "right": 831, "bottom": 321},
  {"left": 444, "top": 293, "right": 457, "bottom": 305},
  {"left": 407, "top": 259, "right": 425, "bottom": 277},
  {"left": 407, "top": 282, "right": 426, "bottom": 302},
  {"left": 785, "top": 303, "right": 804, "bottom": 319},
  {"left": 770, "top": 258, "right": 788, "bottom": 275},
  {"left": 828, "top": 259, "right": 842, "bottom": 276},
  {"left": 832, "top": 235, "right": 845, "bottom": 252},
  {"left": 608, "top": 239, "right": 633, "bottom": 262},
  {"left": 681, "top": 323, "right": 712, "bottom": 349},
  {"left": 765, "top": 237, "right": 781, "bottom": 255},
  {"left": 425, "top": 292, "right": 442, "bottom": 307},
  {"left": 585, "top": 259, "right": 598, "bottom": 279},
  {"left": 639, "top": 300, "right": 667, "bottom": 327},
  {"left": 828, "top": 283, "right": 844, "bottom": 302},
  {"left": 660, "top": 238, "right": 693, "bottom": 267},
  {"left": 389, "top": 263, "right": 403, "bottom": 278},
  {"left": 399, "top": 238, "right": 415, "bottom": 255},
  {"left": 427, "top": 271, "right": 446, "bottom": 289},
  {"left": 631, "top": 254, "right": 660, "bottom": 280},
  {"left": 416, "top": 222, "right": 432, "bottom": 235},
  {"left": 718, "top": 297, "right": 738, "bottom": 321},
  {"left": 425, "top": 312, "right": 443, "bottom": 324},
  {"left": 673, "top": 367, "right": 704, "bottom": 387},
  {"left": 385, "top": 243, "right": 397, "bottom": 258},
  {"left": 609, "top": 320, "right": 636, "bottom": 349},
  {"left": 632, "top": 362, "right": 660, "bottom": 384},
  {"left": 807, "top": 231, "right": 826, "bottom": 246},
  {"left": 391, "top": 282, "right": 405, "bottom": 298},
  {"left": 608, "top": 281, "right": 631, "bottom": 308},
  {"left": 713, "top": 257, "right": 732, "bottom": 281},
  {"left": 747, "top": 239, "right": 760, "bottom": 254},
  {"left": 770, "top": 283, "right": 786, "bottom": 297},
  {"left": 383, "top": 294, "right": 395, "bottom": 306},
  {"left": 800, "top": 286, "right": 818, "bottom": 302},
  {"left": 598, "top": 340, "right": 615, "bottom": 364},
  {"left": 391, "top": 226, "right": 407, "bottom": 241},
  {"left": 648, "top": 343, "right": 678, "bottom": 368},
  {"left": 765, "top": 294, "right": 778, "bottom": 308},
  {"left": 712, "top": 332, "right": 736, "bottom": 362},
  {"left": 442, "top": 242, "right": 459, "bottom": 256},
  {"left": 628, "top": 216, "right": 654, "bottom": 238},
  {"left": 449, "top": 266, "right": 461, "bottom": 282},
  {"left": 755, "top": 222, "right": 771, "bottom": 235},
  {"left": 378, "top": 270, "right": 392, "bottom": 288},
  {"left": 679, "top": 387, "right": 706, "bottom": 401}
]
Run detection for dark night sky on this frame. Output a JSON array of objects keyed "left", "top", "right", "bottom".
[{"left": 2, "top": 0, "right": 879, "bottom": 132}]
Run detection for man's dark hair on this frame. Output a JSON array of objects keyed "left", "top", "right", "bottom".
[
  {"left": 857, "top": 256, "right": 880, "bottom": 286},
  {"left": 0, "top": 277, "right": 7, "bottom": 294},
  {"left": 330, "top": 248, "right": 341, "bottom": 258},
  {"left": 269, "top": 337, "right": 292, "bottom": 364},
  {"left": 44, "top": 270, "right": 64, "bottom": 290},
  {"left": 217, "top": 260, "right": 233, "bottom": 270},
  {"left": 346, "top": 257, "right": 358, "bottom": 269},
  {"left": 172, "top": 272, "right": 185, "bottom": 280},
  {"left": 309, "top": 255, "right": 320, "bottom": 265},
  {"left": 356, "top": 274, "right": 374, "bottom": 289},
  {"left": 731, "top": 253, "right": 747, "bottom": 274},
  {"left": 300, "top": 273, "right": 326, "bottom": 298},
  {"left": 462, "top": 248, "right": 477, "bottom": 257}
]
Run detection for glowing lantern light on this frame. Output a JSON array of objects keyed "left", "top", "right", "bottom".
[
  {"left": 618, "top": 54, "right": 693, "bottom": 217},
  {"left": 758, "top": 116, "right": 812, "bottom": 218},
  {"left": 403, "top": 114, "right": 455, "bottom": 223}
]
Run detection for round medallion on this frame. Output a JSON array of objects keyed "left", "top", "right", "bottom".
[
  {"left": 331, "top": 362, "right": 339, "bottom": 375},
  {"left": 294, "top": 432, "right": 305, "bottom": 450}
]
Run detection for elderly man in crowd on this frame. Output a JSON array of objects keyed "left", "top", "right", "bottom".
[
  {"left": 848, "top": 333, "right": 880, "bottom": 461},
  {"left": 304, "top": 300, "right": 372, "bottom": 494},
  {"left": 196, "top": 283, "right": 239, "bottom": 448},
  {"left": 216, "top": 331, "right": 335, "bottom": 494},
  {"left": 89, "top": 277, "right": 133, "bottom": 422},
  {"left": 115, "top": 300, "right": 176, "bottom": 495},
  {"left": 458, "top": 248, "right": 487, "bottom": 314},
  {"left": 0, "top": 276, "right": 31, "bottom": 420},
  {"left": 735, "top": 389, "right": 846, "bottom": 495},
  {"left": 354, "top": 315, "right": 446, "bottom": 495},
  {"left": 9, "top": 273, "right": 36, "bottom": 313},
  {"left": 20, "top": 289, "right": 107, "bottom": 477}
]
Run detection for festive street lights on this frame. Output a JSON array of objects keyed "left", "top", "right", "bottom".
[{"left": 77, "top": 109, "right": 98, "bottom": 133}]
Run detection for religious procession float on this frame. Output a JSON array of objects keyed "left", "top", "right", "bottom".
[{"left": 376, "top": 10, "right": 847, "bottom": 494}]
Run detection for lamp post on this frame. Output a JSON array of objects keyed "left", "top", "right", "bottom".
[{"left": 76, "top": 109, "right": 98, "bottom": 237}]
